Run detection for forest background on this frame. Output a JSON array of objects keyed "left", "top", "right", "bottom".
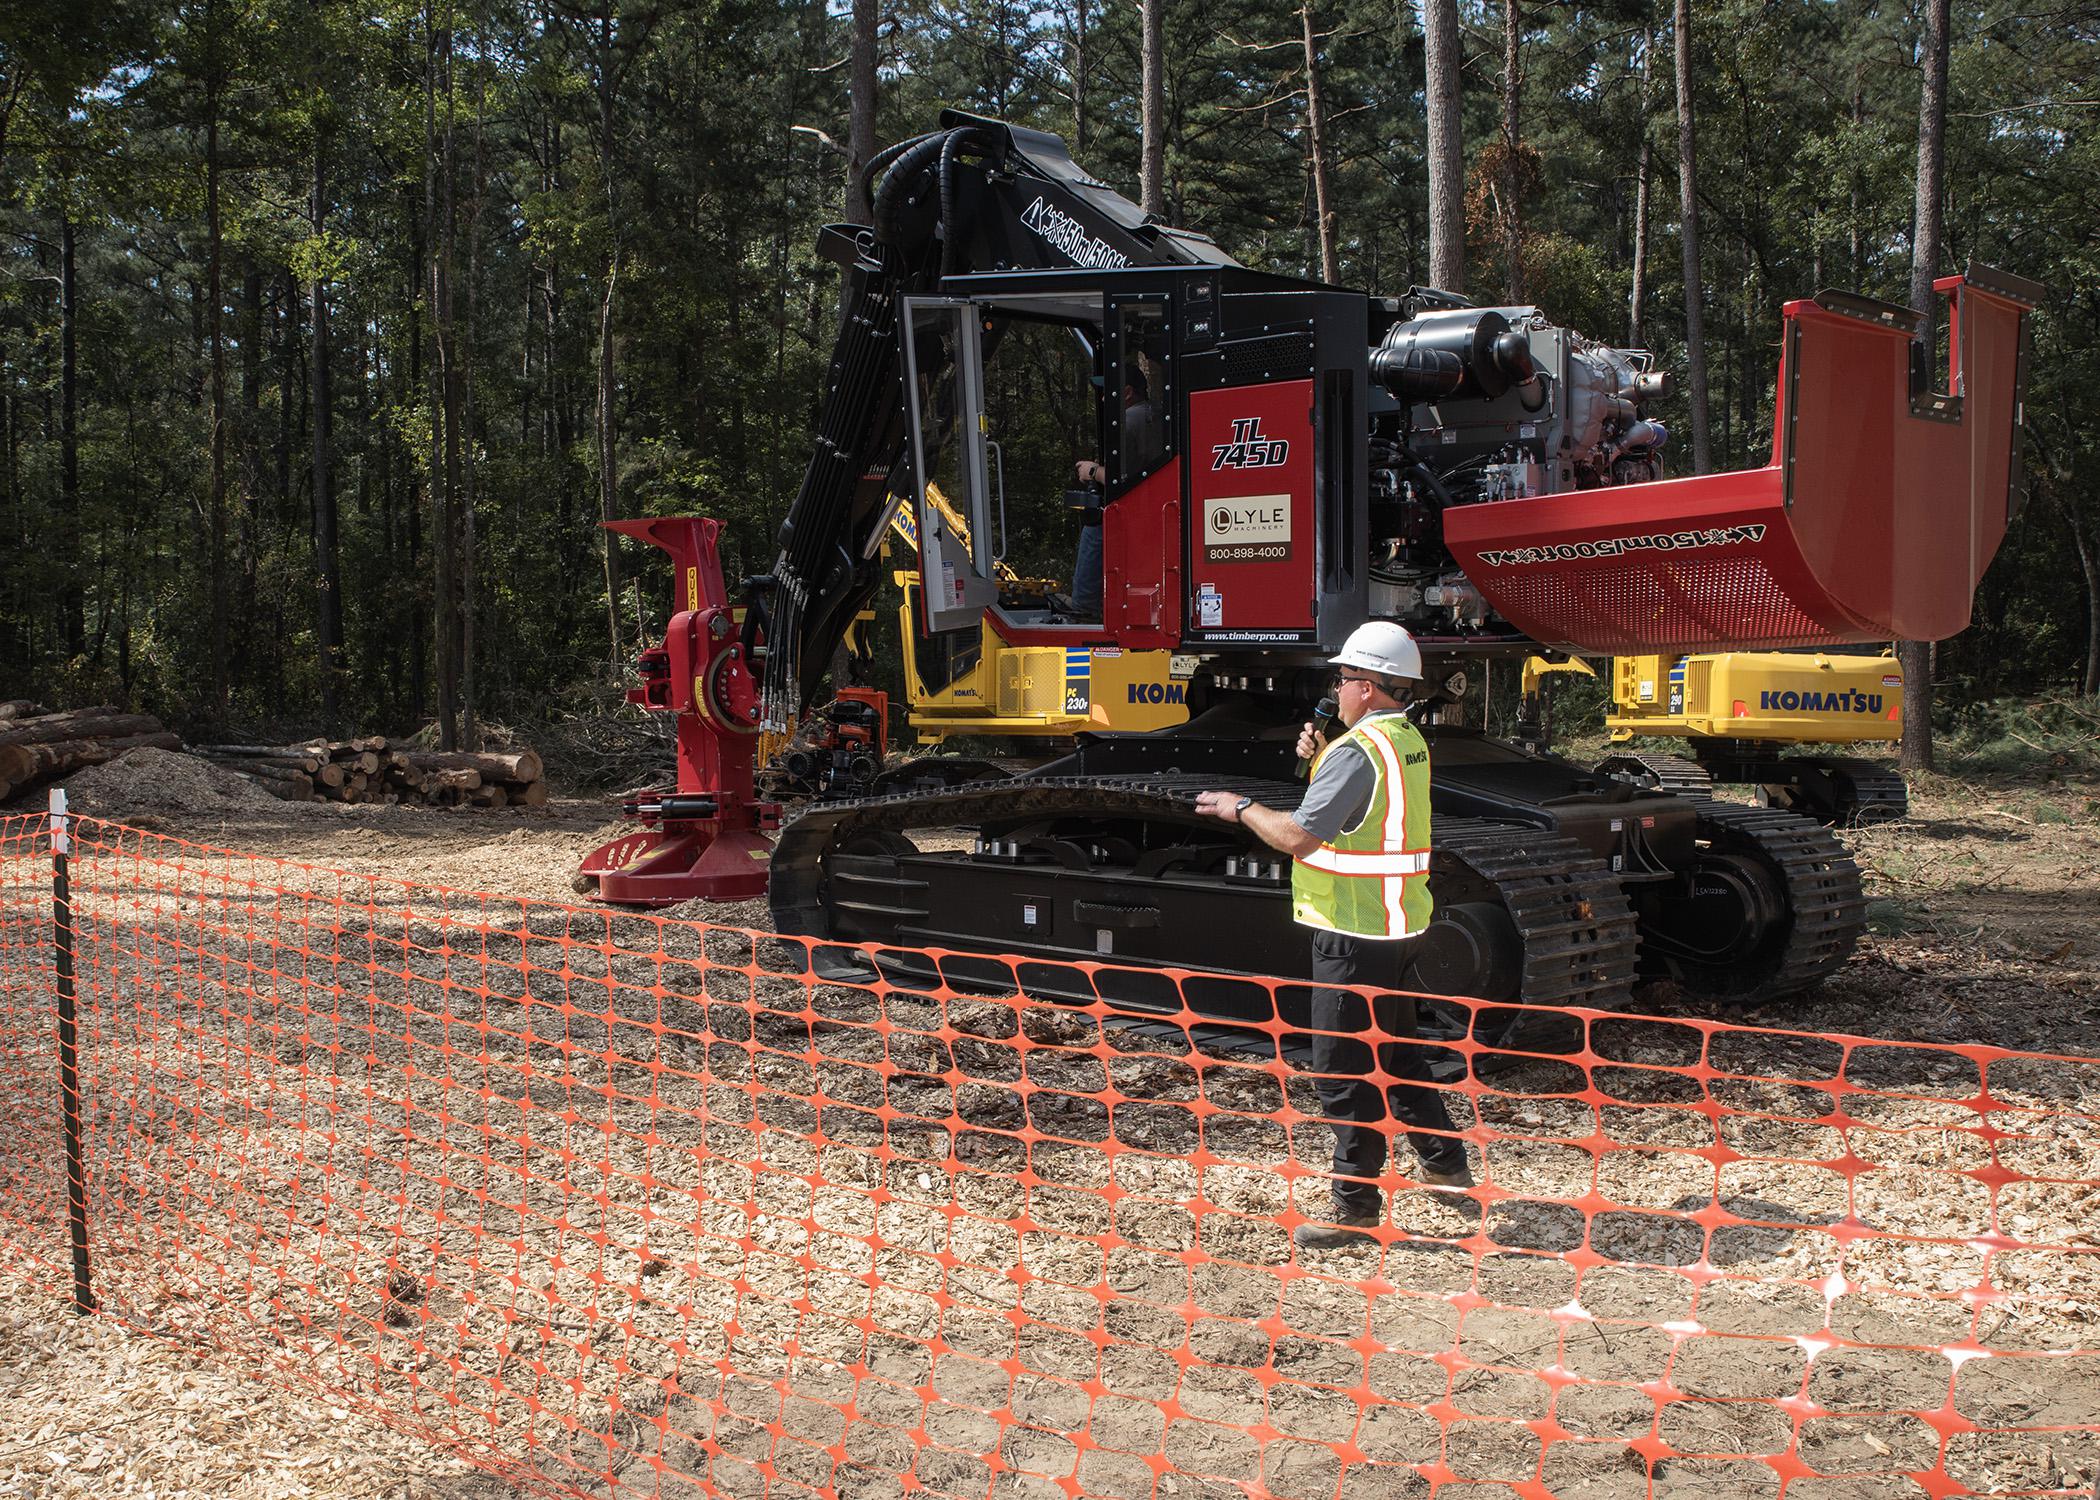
[{"left": 0, "top": 0, "right": 2093, "bottom": 756}]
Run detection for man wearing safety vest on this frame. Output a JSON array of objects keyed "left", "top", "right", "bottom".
[{"left": 1195, "top": 620, "right": 1469, "bottom": 1248}]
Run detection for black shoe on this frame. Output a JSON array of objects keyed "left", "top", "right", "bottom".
[{"left": 1293, "top": 1211, "right": 1381, "bottom": 1249}]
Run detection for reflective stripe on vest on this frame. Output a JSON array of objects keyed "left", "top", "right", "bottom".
[{"left": 1290, "top": 713, "right": 1434, "bottom": 940}]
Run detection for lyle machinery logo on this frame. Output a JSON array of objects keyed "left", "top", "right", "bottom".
[
  {"left": 1203, "top": 494, "right": 1292, "bottom": 563},
  {"left": 1211, "top": 416, "right": 1290, "bottom": 471}
]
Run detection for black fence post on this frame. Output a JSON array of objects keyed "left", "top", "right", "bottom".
[{"left": 49, "top": 788, "right": 95, "bottom": 1314}]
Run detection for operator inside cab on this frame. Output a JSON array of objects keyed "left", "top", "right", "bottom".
[
  {"left": 1194, "top": 621, "right": 1472, "bottom": 1249},
  {"left": 1071, "top": 367, "right": 1164, "bottom": 618}
]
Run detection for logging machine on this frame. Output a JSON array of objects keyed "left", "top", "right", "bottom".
[{"left": 584, "top": 110, "right": 2036, "bottom": 1036}]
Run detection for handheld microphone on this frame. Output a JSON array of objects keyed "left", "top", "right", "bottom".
[{"left": 1295, "top": 696, "right": 1339, "bottom": 780}]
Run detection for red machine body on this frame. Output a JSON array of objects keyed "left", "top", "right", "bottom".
[
  {"left": 578, "top": 518, "right": 780, "bottom": 906},
  {"left": 1444, "top": 269, "right": 2033, "bottom": 653}
]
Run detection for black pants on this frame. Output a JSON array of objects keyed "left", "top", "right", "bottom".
[{"left": 1308, "top": 927, "right": 1463, "bottom": 1214}]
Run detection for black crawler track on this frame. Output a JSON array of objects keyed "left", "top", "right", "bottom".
[
  {"left": 1641, "top": 803, "right": 1866, "bottom": 1003},
  {"left": 866, "top": 754, "right": 1016, "bottom": 797},
  {"left": 770, "top": 774, "right": 1642, "bottom": 1041},
  {"left": 1776, "top": 756, "right": 1910, "bottom": 827},
  {"left": 1428, "top": 821, "right": 1640, "bottom": 1010},
  {"left": 1596, "top": 751, "right": 1716, "bottom": 799}
]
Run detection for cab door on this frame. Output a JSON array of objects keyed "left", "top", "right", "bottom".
[{"left": 902, "top": 297, "right": 997, "bottom": 632}]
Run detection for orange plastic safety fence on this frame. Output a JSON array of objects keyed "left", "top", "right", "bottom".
[{"left": 0, "top": 813, "right": 2095, "bottom": 1499}]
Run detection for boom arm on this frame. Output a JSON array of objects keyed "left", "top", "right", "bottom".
[{"left": 759, "top": 110, "right": 1233, "bottom": 728}]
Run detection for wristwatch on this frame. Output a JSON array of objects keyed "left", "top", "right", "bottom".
[{"left": 1233, "top": 796, "right": 1254, "bottom": 819}]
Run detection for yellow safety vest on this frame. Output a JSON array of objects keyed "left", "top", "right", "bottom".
[{"left": 1290, "top": 713, "right": 1434, "bottom": 940}]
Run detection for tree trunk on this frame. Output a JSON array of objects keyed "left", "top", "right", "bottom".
[
  {"left": 1070, "top": 0, "right": 1088, "bottom": 157},
  {"left": 1907, "top": 0, "right": 1950, "bottom": 340},
  {"left": 1498, "top": 0, "right": 1525, "bottom": 301},
  {"left": 401, "top": 747, "right": 541, "bottom": 782},
  {"left": 276, "top": 267, "right": 297, "bottom": 521},
  {"left": 0, "top": 732, "right": 184, "bottom": 794},
  {"left": 1899, "top": 0, "right": 1950, "bottom": 773},
  {"left": 442, "top": 31, "right": 467, "bottom": 747},
  {"left": 0, "top": 710, "right": 164, "bottom": 751},
  {"left": 311, "top": 138, "right": 344, "bottom": 730},
  {"left": 596, "top": 262, "right": 622, "bottom": 655},
  {"left": 595, "top": 23, "right": 625, "bottom": 664},
  {"left": 59, "top": 212, "right": 83, "bottom": 659},
  {"left": 1422, "top": 0, "right": 1464, "bottom": 294},
  {"left": 1629, "top": 33, "right": 1652, "bottom": 346},
  {"left": 1300, "top": 4, "right": 1337, "bottom": 282},
  {"left": 206, "top": 45, "right": 229, "bottom": 720},
  {"left": 461, "top": 17, "right": 490, "bottom": 747},
  {"left": 1848, "top": 75, "right": 1864, "bottom": 285},
  {"left": 1672, "top": 0, "right": 1712, "bottom": 474},
  {"left": 1139, "top": 0, "right": 1165, "bottom": 218},
  {"left": 847, "top": 0, "right": 877, "bottom": 224},
  {"left": 426, "top": 3, "right": 460, "bottom": 750},
  {"left": 404, "top": 195, "right": 427, "bottom": 725},
  {"left": 2, "top": 332, "right": 14, "bottom": 672},
  {"left": 239, "top": 261, "right": 262, "bottom": 566},
  {"left": 2060, "top": 491, "right": 2100, "bottom": 697}
]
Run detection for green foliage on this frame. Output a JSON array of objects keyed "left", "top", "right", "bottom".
[
  {"left": 1865, "top": 897, "right": 1926, "bottom": 937},
  {"left": 1942, "top": 696, "right": 2100, "bottom": 777}
]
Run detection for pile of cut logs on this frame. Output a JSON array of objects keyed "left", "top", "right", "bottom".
[
  {"left": 0, "top": 701, "right": 181, "bottom": 801},
  {"left": 0, "top": 699, "right": 552, "bottom": 810},
  {"left": 192, "top": 740, "right": 548, "bottom": 807}
]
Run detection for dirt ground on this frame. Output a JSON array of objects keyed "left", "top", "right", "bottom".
[{"left": 0, "top": 752, "right": 2095, "bottom": 1499}]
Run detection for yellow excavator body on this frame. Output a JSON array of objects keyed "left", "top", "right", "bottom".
[
  {"left": 1605, "top": 651, "right": 1903, "bottom": 745},
  {"left": 893, "top": 574, "right": 1191, "bottom": 743},
  {"left": 888, "top": 485, "right": 1188, "bottom": 744}
]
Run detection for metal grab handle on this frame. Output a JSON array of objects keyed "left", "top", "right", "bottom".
[{"left": 987, "top": 439, "right": 1008, "bottom": 561}]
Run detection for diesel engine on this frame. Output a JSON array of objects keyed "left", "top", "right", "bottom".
[{"left": 1366, "top": 293, "right": 1672, "bottom": 637}]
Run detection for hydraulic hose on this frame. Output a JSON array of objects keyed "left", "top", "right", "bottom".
[
  {"left": 854, "top": 130, "right": 940, "bottom": 224},
  {"left": 1405, "top": 462, "right": 1456, "bottom": 512},
  {"left": 938, "top": 128, "right": 995, "bottom": 278},
  {"left": 872, "top": 132, "right": 950, "bottom": 249}
]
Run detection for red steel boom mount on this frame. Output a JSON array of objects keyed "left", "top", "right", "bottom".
[{"left": 577, "top": 518, "right": 779, "bottom": 906}]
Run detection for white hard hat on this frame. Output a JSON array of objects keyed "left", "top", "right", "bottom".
[{"left": 1330, "top": 620, "right": 1423, "bottom": 680}]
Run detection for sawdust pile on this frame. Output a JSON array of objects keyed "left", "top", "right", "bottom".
[
  {"left": 58, "top": 747, "right": 276, "bottom": 817},
  {"left": 0, "top": 1271, "right": 491, "bottom": 1500}
]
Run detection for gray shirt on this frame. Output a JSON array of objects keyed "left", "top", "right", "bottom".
[{"left": 1290, "top": 710, "right": 1407, "bottom": 842}]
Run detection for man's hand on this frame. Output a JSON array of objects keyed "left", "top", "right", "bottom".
[
  {"left": 1194, "top": 790, "right": 1321, "bottom": 858},
  {"left": 1296, "top": 720, "right": 1322, "bottom": 762},
  {"left": 1193, "top": 790, "right": 1243, "bottom": 822},
  {"left": 1074, "top": 460, "right": 1105, "bottom": 486}
]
